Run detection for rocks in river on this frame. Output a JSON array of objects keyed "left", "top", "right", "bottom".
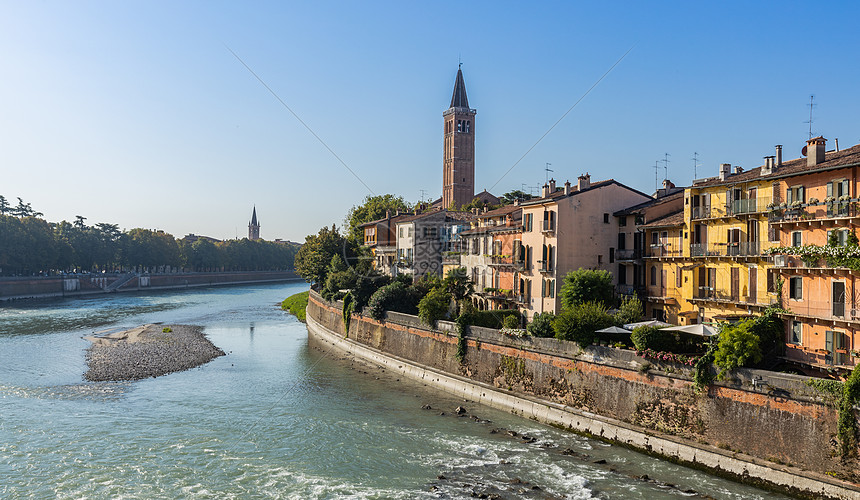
[
  {"left": 84, "top": 324, "right": 225, "bottom": 382},
  {"left": 455, "top": 406, "right": 467, "bottom": 414}
]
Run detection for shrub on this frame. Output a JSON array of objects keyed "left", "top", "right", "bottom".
[
  {"left": 615, "top": 296, "right": 643, "bottom": 326},
  {"left": 460, "top": 309, "right": 523, "bottom": 329},
  {"left": 321, "top": 268, "right": 357, "bottom": 301},
  {"left": 281, "top": 291, "right": 309, "bottom": 322},
  {"left": 631, "top": 325, "right": 675, "bottom": 352},
  {"left": 503, "top": 315, "right": 520, "bottom": 329},
  {"left": 713, "top": 320, "right": 762, "bottom": 378},
  {"left": 559, "top": 268, "right": 614, "bottom": 310},
  {"left": 527, "top": 312, "right": 556, "bottom": 338},
  {"left": 418, "top": 287, "right": 451, "bottom": 327},
  {"left": 838, "top": 365, "right": 860, "bottom": 457},
  {"left": 349, "top": 274, "right": 390, "bottom": 312},
  {"left": 553, "top": 301, "right": 614, "bottom": 347},
  {"left": 366, "top": 281, "right": 412, "bottom": 320}
]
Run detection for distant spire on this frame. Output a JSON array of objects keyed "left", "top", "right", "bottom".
[
  {"left": 450, "top": 67, "right": 469, "bottom": 109},
  {"left": 250, "top": 206, "right": 258, "bottom": 225}
]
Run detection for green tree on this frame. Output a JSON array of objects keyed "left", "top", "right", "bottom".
[
  {"left": 713, "top": 320, "right": 762, "bottom": 377},
  {"left": 630, "top": 325, "right": 675, "bottom": 351},
  {"left": 615, "top": 296, "right": 644, "bottom": 326},
  {"left": 527, "top": 312, "right": 556, "bottom": 338},
  {"left": 418, "top": 286, "right": 452, "bottom": 327},
  {"left": 559, "top": 268, "right": 614, "bottom": 309},
  {"left": 344, "top": 194, "right": 411, "bottom": 242},
  {"left": 442, "top": 267, "right": 473, "bottom": 314},
  {"left": 294, "top": 225, "right": 357, "bottom": 284},
  {"left": 553, "top": 301, "right": 614, "bottom": 347},
  {"left": 500, "top": 190, "right": 534, "bottom": 205},
  {"left": 0, "top": 195, "right": 10, "bottom": 215}
]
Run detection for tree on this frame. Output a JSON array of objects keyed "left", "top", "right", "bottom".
[
  {"left": 500, "top": 190, "right": 534, "bottom": 205},
  {"left": 294, "top": 225, "right": 357, "bottom": 284},
  {"left": 418, "top": 286, "right": 452, "bottom": 327},
  {"left": 344, "top": 194, "right": 411, "bottom": 242},
  {"left": 630, "top": 325, "right": 675, "bottom": 351},
  {"left": 615, "top": 296, "right": 643, "bottom": 326},
  {"left": 527, "top": 312, "right": 556, "bottom": 338},
  {"left": 553, "top": 301, "right": 614, "bottom": 347},
  {"left": 0, "top": 195, "right": 11, "bottom": 215},
  {"left": 559, "top": 268, "right": 614, "bottom": 310},
  {"left": 713, "top": 320, "right": 762, "bottom": 377},
  {"left": 442, "top": 267, "right": 473, "bottom": 312}
]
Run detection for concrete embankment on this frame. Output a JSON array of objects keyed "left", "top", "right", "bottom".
[
  {"left": 306, "top": 290, "right": 860, "bottom": 500},
  {"left": 84, "top": 324, "right": 224, "bottom": 381},
  {"left": 0, "top": 271, "right": 300, "bottom": 302}
]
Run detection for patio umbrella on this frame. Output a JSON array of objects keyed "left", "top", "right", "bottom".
[
  {"left": 623, "top": 320, "right": 671, "bottom": 330},
  {"left": 662, "top": 323, "right": 718, "bottom": 337},
  {"left": 595, "top": 326, "right": 632, "bottom": 334}
]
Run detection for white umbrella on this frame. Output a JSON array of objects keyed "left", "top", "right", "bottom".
[
  {"left": 596, "top": 326, "right": 631, "bottom": 334},
  {"left": 623, "top": 320, "right": 671, "bottom": 330},
  {"left": 662, "top": 323, "right": 718, "bottom": 337}
]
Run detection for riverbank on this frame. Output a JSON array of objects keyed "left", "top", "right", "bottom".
[
  {"left": 306, "top": 289, "right": 860, "bottom": 500},
  {"left": 84, "top": 324, "right": 225, "bottom": 381},
  {"left": 0, "top": 271, "right": 301, "bottom": 302}
]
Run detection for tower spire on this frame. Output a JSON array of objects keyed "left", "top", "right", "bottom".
[
  {"left": 450, "top": 67, "right": 469, "bottom": 109},
  {"left": 248, "top": 206, "right": 260, "bottom": 240}
]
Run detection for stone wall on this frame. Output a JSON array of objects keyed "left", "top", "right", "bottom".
[{"left": 308, "top": 290, "right": 860, "bottom": 498}]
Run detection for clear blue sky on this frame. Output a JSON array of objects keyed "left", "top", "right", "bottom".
[{"left": 2, "top": 1, "right": 859, "bottom": 242}]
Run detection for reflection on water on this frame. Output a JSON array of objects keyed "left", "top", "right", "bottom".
[{"left": 0, "top": 282, "right": 790, "bottom": 499}]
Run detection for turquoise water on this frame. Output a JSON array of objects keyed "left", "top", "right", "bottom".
[{"left": 0, "top": 283, "right": 790, "bottom": 499}]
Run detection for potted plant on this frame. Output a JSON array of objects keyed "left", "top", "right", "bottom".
[
  {"left": 808, "top": 197, "right": 820, "bottom": 205},
  {"left": 825, "top": 196, "right": 836, "bottom": 204}
]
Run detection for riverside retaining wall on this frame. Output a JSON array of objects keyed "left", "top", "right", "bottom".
[
  {"left": 306, "top": 290, "right": 860, "bottom": 499},
  {"left": 0, "top": 271, "right": 299, "bottom": 301}
]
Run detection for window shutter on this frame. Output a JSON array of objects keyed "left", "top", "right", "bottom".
[
  {"left": 843, "top": 179, "right": 850, "bottom": 197},
  {"left": 827, "top": 182, "right": 833, "bottom": 198},
  {"left": 799, "top": 186, "right": 805, "bottom": 202},
  {"left": 767, "top": 270, "right": 774, "bottom": 293}
]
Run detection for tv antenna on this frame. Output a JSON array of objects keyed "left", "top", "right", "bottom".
[
  {"left": 545, "top": 163, "right": 553, "bottom": 185},
  {"left": 419, "top": 189, "right": 428, "bottom": 203},
  {"left": 805, "top": 94, "right": 816, "bottom": 139},
  {"left": 691, "top": 152, "right": 700, "bottom": 180},
  {"left": 653, "top": 161, "right": 660, "bottom": 192},
  {"left": 660, "top": 153, "right": 670, "bottom": 182}
]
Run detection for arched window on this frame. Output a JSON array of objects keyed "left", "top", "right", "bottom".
[
  {"left": 466, "top": 121, "right": 470, "bottom": 133},
  {"left": 650, "top": 266, "right": 658, "bottom": 286},
  {"left": 457, "top": 120, "right": 462, "bottom": 132}
]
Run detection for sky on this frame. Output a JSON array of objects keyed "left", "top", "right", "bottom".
[{"left": 2, "top": 1, "right": 859, "bottom": 243}]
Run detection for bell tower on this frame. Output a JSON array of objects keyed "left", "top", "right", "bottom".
[
  {"left": 248, "top": 206, "right": 260, "bottom": 241},
  {"left": 442, "top": 66, "right": 476, "bottom": 210}
]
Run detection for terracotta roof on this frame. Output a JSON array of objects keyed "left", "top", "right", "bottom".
[
  {"left": 478, "top": 204, "right": 521, "bottom": 219},
  {"left": 613, "top": 190, "right": 684, "bottom": 216},
  {"left": 395, "top": 209, "right": 477, "bottom": 224},
  {"left": 691, "top": 142, "right": 860, "bottom": 188},
  {"left": 358, "top": 213, "right": 413, "bottom": 228},
  {"left": 460, "top": 223, "right": 522, "bottom": 236},
  {"left": 640, "top": 210, "right": 684, "bottom": 229}
]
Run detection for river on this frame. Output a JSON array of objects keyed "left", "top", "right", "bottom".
[{"left": 0, "top": 282, "right": 791, "bottom": 499}]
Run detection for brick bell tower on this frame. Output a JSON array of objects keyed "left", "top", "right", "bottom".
[{"left": 442, "top": 65, "right": 476, "bottom": 210}]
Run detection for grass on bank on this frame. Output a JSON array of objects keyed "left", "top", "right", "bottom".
[{"left": 281, "top": 291, "right": 309, "bottom": 322}]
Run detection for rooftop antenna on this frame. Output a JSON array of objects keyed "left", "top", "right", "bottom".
[
  {"left": 458, "top": 54, "right": 462, "bottom": 69},
  {"left": 661, "top": 152, "right": 670, "bottom": 182},
  {"left": 805, "top": 94, "right": 816, "bottom": 139},
  {"left": 691, "top": 152, "right": 700, "bottom": 180},
  {"left": 654, "top": 161, "right": 659, "bottom": 192},
  {"left": 545, "top": 163, "right": 553, "bottom": 185},
  {"left": 419, "top": 189, "right": 427, "bottom": 204}
]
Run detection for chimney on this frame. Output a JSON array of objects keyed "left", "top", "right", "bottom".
[
  {"left": 577, "top": 173, "right": 591, "bottom": 191},
  {"left": 836, "top": 138, "right": 840, "bottom": 151},
  {"left": 395, "top": 209, "right": 401, "bottom": 216},
  {"left": 564, "top": 180, "right": 571, "bottom": 195},
  {"left": 734, "top": 166, "right": 744, "bottom": 174},
  {"left": 807, "top": 137, "right": 826, "bottom": 167},
  {"left": 548, "top": 178, "right": 556, "bottom": 193},
  {"left": 386, "top": 209, "right": 391, "bottom": 220},
  {"left": 761, "top": 156, "right": 774, "bottom": 176},
  {"left": 542, "top": 183, "right": 550, "bottom": 198},
  {"left": 775, "top": 145, "right": 783, "bottom": 166},
  {"left": 662, "top": 179, "right": 675, "bottom": 190},
  {"left": 719, "top": 163, "right": 731, "bottom": 181},
  {"left": 483, "top": 206, "right": 488, "bottom": 213},
  {"left": 513, "top": 199, "right": 520, "bottom": 206}
]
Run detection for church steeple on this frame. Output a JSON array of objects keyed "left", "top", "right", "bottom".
[
  {"left": 450, "top": 66, "right": 469, "bottom": 109},
  {"left": 248, "top": 206, "right": 260, "bottom": 241},
  {"left": 442, "top": 66, "right": 477, "bottom": 210}
]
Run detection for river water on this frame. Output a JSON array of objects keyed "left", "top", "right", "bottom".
[{"left": 0, "top": 282, "right": 790, "bottom": 499}]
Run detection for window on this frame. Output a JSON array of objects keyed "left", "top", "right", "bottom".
[
  {"left": 635, "top": 214, "right": 645, "bottom": 225},
  {"left": 609, "top": 248, "right": 615, "bottom": 263},
  {"left": 827, "top": 229, "right": 849, "bottom": 247},
  {"left": 767, "top": 269, "right": 776, "bottom": 293},
  {"left": 786, "top": 185, "right": 805, "bottom": 204},
  {"left": 549, "top": 279, "right": 555, "bottom": 298},
  {"left": 457, "top": 121, "right": 462, "bottom": 132},
  {"left": 789, "top": 276, "right": 802, "bottom": 300},
  {"left": 597, "top": 254, "right": 603, "bottom": 265},
  {"left": 790, "top": 321, "right": 802, "bottom": 345},
  {"left": 465, "top": 121, "right": 470, "bottom": 133},
  {"left": 651, "top": 232, "right": 659, "bottom": 246},
  {"left": 618, "top": 233, "right": 626, "bottom": 250},
  {"left": 523, "top": 213, "right": 533, "bottom": 232},
  {"left": 618, "top": 265, "right": 627, "bottom": 285},
  {"left": 791, "top": 231, "right": 802, "bottom": 247},
  {"left": 650, "top": 266, "right": 657, "bottom": 286},
  {"left": 619, "top": 216, "right": 627, "bottom": 227},
  {"left": 603, "top": 213, "right": 610, "bottom": 224},
  {"left": 676, "top": 266, "right": 682, "bottom": 288}
]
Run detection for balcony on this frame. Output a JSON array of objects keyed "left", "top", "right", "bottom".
[
  {"left": 690, "top": 242, "right": 762, "bottom": 258},
  {"left": 616, "top": 284, "right": 645, "bottom": 297},
  {"left": 769, "top": 201, "right": 858, "bottom": 224},
  {"left": 442, "top": 253, "right": 461, "bottom": 266},
  {"left": 729, "top": 197, "right": 771, "bottom": 216},
  {"left": 541, "top": 219, "right": 556, "bottom": 233},
  {"left": 645, "top": 245, "right": 683, "bottom": 258},
  {"left": 690, "top": 287, "right": 777, "bottom": 307},
  {"left": 488, "top": 255, "right": 526, "bottom": 271},
  {"left": 536, "top": 259, "right": 554, "bottom": 273},
  {"left": 784, "top": 299, "right": 856, "bottom": 323},
  {"left": 616, "top": 248, "right": 641, "bottom": 261},
  {"left": 691, "top": 205, "right": 712, "bottom": 220}
]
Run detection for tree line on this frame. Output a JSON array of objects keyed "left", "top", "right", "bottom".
[{"left": 0, "top": 197, "right": 299, "bottom": 276}]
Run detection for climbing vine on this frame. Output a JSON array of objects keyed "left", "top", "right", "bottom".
[
  {"left": 693, "top": 341, "right": 717, "bottom": 390},
  {"left": 342, "top": 292, "right": 353, "bottom": 337},
  {"left": 455, "top": 314, "right": 467, "bottom": 363},
  {"left": 838, "top": 365, "right": 860, "bottom": 457}
]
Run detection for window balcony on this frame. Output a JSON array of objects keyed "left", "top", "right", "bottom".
[
  {"left": 645, "top": 245, "right": 683, "bottom": 258},
  {"left": 784, "top": 299, "right": 855, "bottom": 322},
  {"left": 769, "top": 201, "right": 858, "bottom": 224},
  {"left": 691, "top": 205, "right": 712, "bottom": 220},
  {"left": 616, "top": 248, "right": 641, "bottom": 261},
  {"left": 536, "top": 260, "right": 554, "bottom": 273},
  {"left": 541, "top": 219, "right": 555, "bottom": 233}
]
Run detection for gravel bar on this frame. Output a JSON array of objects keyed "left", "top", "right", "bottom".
[{"left": 84, "top": 324, "right": 225, "bottom": 381}]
